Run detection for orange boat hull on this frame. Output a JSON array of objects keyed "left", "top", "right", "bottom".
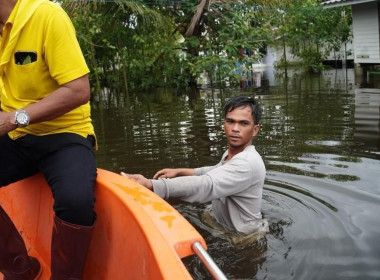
[{"left": 0, "top": 168, "right": 206, "bottom": 279}]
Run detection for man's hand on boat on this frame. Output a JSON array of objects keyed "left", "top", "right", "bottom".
[
  {"left": 120, "top": 172, "right": 153, "bottom": 190},
  {"left": 121, "top": 168, "right": 195, "bottom": 189}
]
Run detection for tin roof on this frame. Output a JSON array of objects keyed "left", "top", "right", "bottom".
[{"left": 320, "top": 0, "right": 379, "bottom": 8}]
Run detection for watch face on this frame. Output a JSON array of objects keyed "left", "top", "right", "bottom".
[{"left": 15, "top": 110, "right": 30, "bottom": 127}]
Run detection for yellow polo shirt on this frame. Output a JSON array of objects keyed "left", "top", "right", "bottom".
[{"left": 0, "top": 0, "right": 95, "bottom": 140}]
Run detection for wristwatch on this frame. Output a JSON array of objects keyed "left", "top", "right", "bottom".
[{"left": 14, "top": 109, "right": 30, "bottom": 127}]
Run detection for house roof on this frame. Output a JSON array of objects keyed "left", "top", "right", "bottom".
[{"left": 320, "top": 0, "right": 379, "bottom": 8}]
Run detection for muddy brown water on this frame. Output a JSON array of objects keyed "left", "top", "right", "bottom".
[{"left": 93, "top": 68, "right": 380, "bottom": 280}]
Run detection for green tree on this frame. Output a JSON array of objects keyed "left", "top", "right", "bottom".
[
  {"left": 59, "top": 0, "right": 352, "bottom": 91},
  {"left": 264, "top": 0, "right": 352, "bottom": 73},
  {"left": 61, "top": 0, "right": 180, "bottom": 93}
]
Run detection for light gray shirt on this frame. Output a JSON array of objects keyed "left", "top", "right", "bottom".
[{"left": 152, "top": 145, "right": 266, "bottom": 234}]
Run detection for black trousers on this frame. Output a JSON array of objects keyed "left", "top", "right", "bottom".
[{"left": 0, "top": 133, "right": 97, "bottom": 226}]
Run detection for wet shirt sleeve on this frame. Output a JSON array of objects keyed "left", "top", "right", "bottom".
[{"left": 152, "top": 156, "right": 255, "bottom": 203}]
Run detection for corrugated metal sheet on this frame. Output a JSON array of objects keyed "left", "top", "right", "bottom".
[
  {"left": 320, "top": 0, "right": 379, "bottom": 7},
  {"left": 320, "top": 0, "right": 349, "bottom": 4}
]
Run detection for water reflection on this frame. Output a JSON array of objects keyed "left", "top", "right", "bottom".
[
  {"left": 355, "top": 88, "right": 380, "bottom": 153},
  {"left": 92, "top": 68, "right": 380, "bottom": 279}
]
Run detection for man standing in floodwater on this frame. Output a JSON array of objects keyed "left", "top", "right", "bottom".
[{"left": 122, "top": 96, "right": 266, "bottom": 234}]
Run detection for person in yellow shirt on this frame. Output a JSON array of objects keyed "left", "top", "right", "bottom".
[{"left": 0, "top": 0, "right": 97, "bottom": 279}]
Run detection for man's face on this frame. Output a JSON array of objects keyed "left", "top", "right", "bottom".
[{"left": 223, "top": 105, "right": 260, "bottom": 150}]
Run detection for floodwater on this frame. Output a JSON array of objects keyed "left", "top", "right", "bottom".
[{"left": 92, "top": 67, "right": 380, "bottom": 280}]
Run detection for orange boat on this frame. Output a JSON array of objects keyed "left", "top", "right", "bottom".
[{"left": 0, "top": 168, "right": 226, "bottom": 280}]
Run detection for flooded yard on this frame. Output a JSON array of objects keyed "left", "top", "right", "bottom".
[{"left": 93, "top": 67, "right": 380, "bottom": 279}]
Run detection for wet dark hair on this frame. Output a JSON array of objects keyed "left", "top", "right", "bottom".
[{"left": 223, "top": 96, "right": 262, "bottom": 125}]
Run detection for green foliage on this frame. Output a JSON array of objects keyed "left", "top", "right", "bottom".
[
  {"left": 58, "top": 0, "right": 353, "bottom": 90},
  {"left": 264, "top": 0, "right": 352, "bottom": 72}
]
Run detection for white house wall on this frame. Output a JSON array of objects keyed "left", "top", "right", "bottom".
[
  {"left": 265, "top": 43, "right": 352, "bottom": 67},
  {"left": 352, "top": 2, "right": 380, "bottom": 63}
]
